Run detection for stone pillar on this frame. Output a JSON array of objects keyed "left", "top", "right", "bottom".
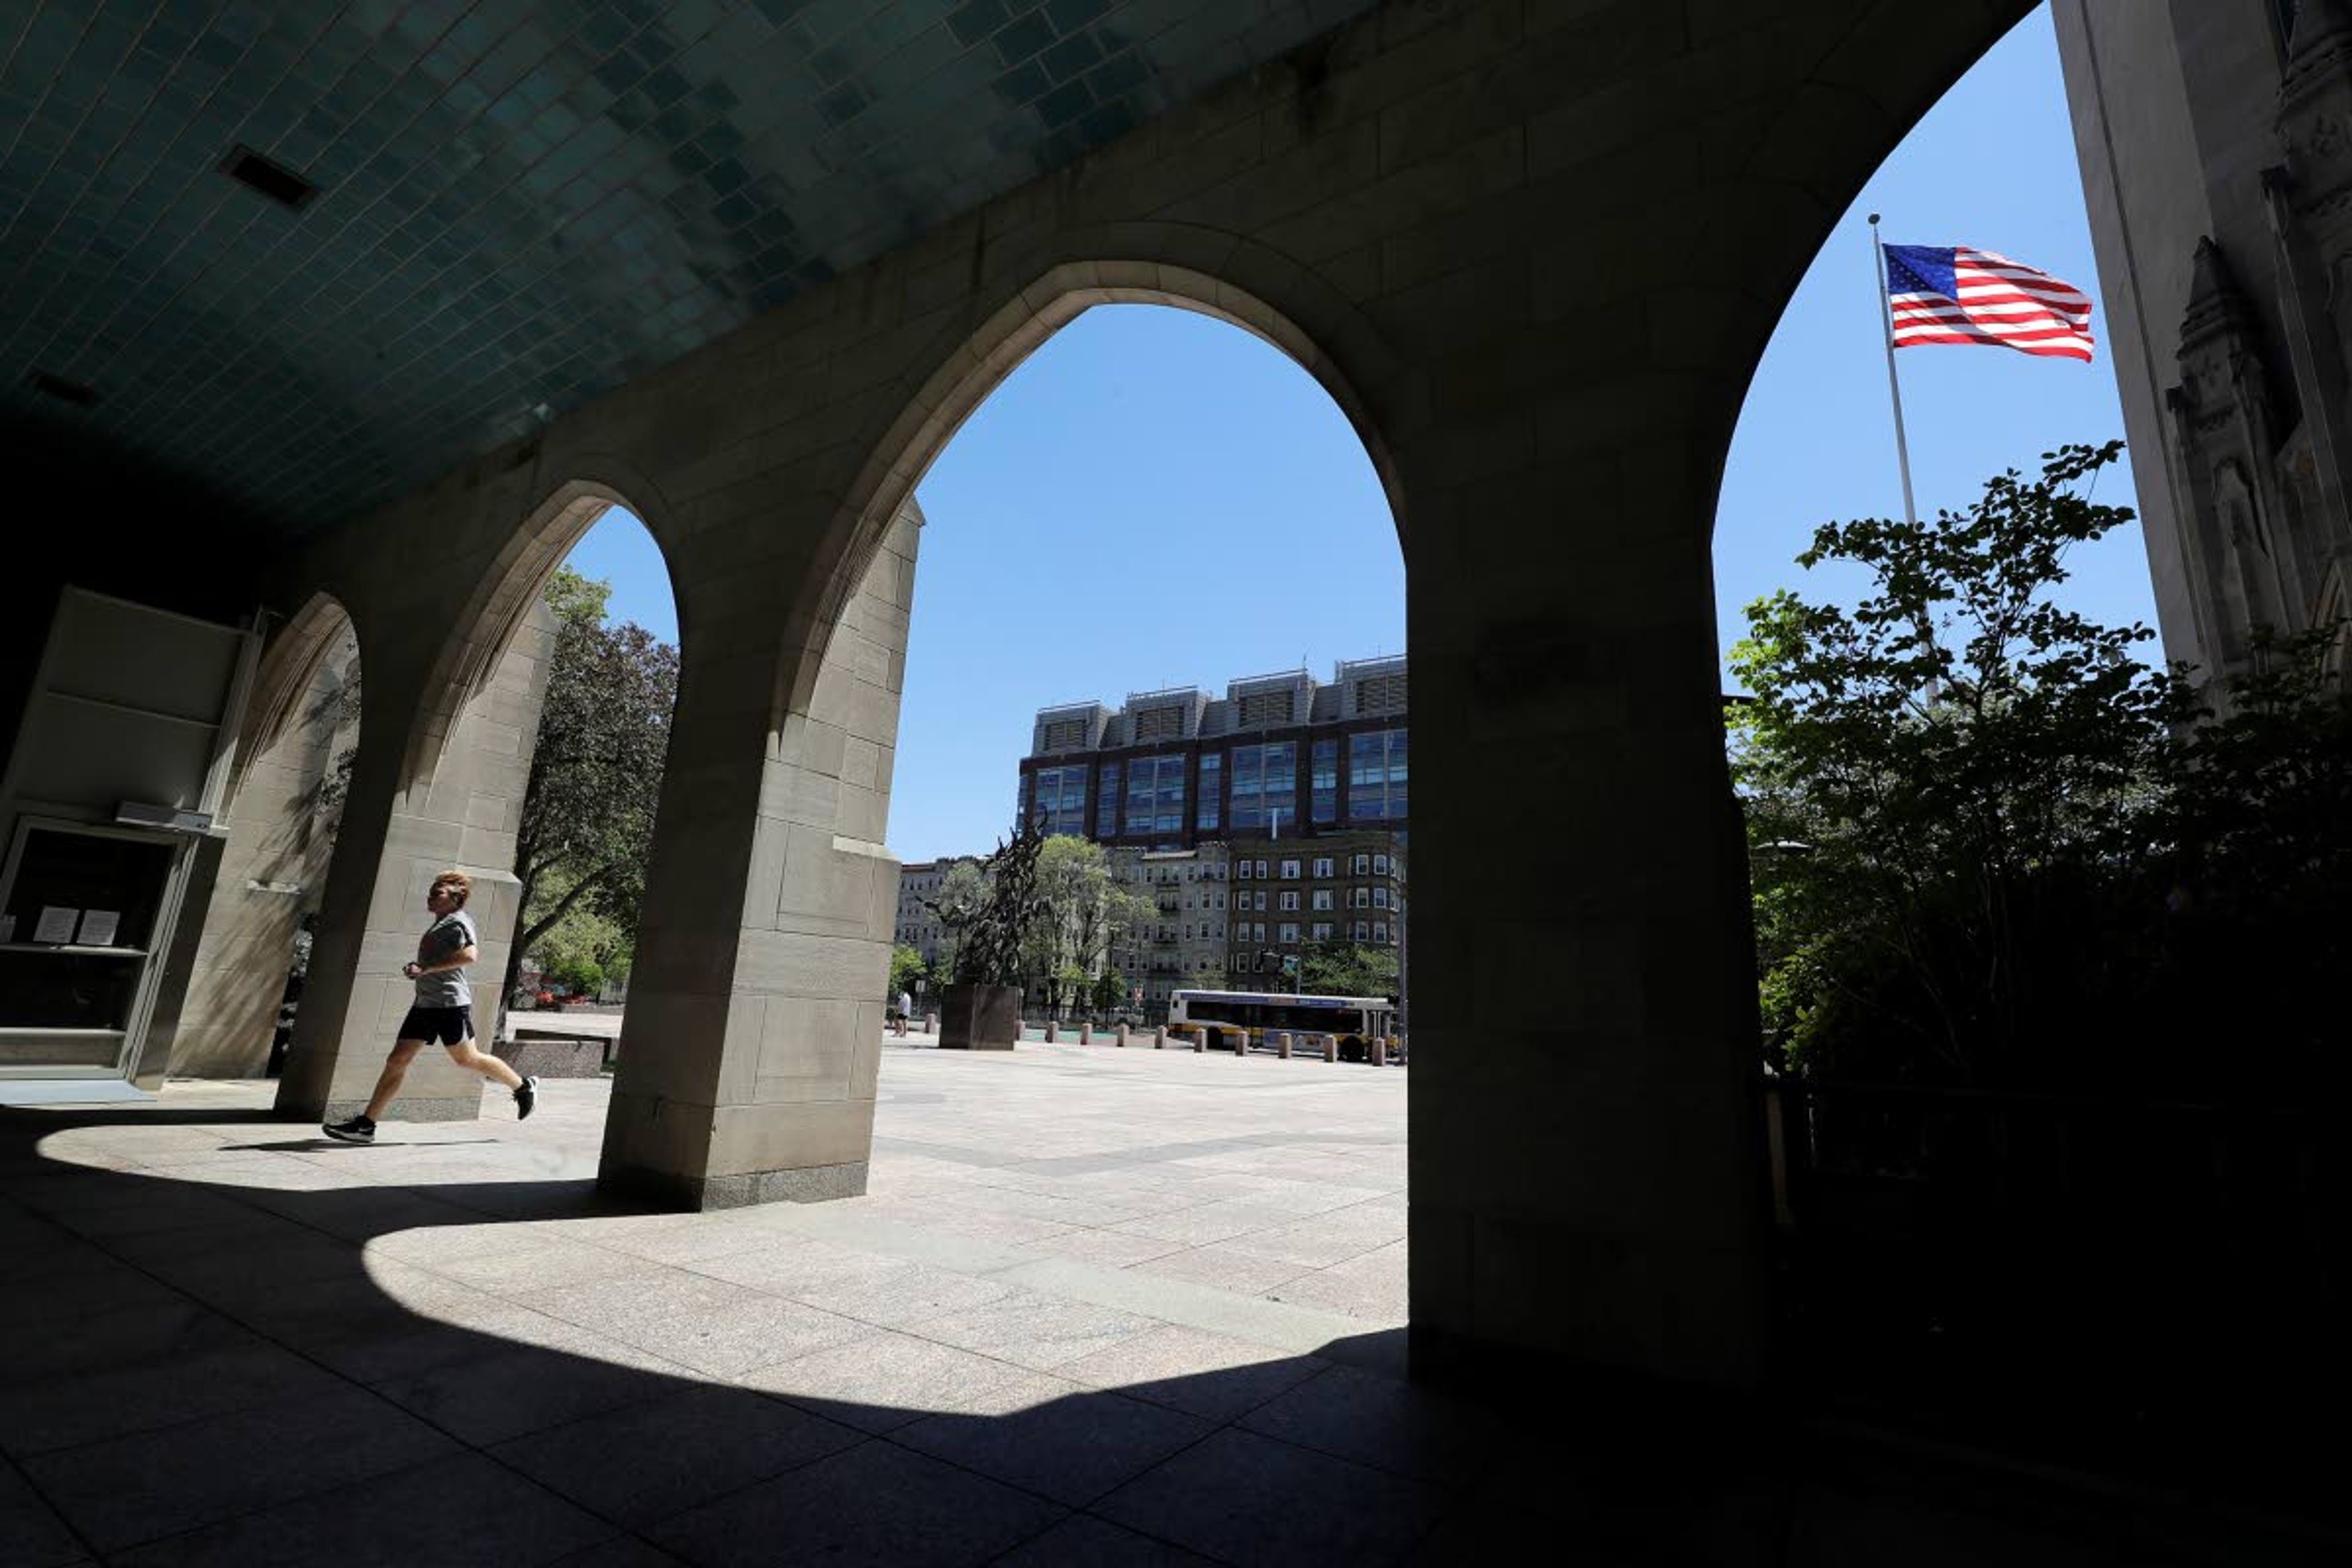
[
  {"left": 1321, "top": 1034, "right": 1337, "bottom": 1064},
  {"left": 1404, "top": 418, "right": 1766, "bottom": 1390},
  {"left": 1044, "top": 1019, "right": 1059, "bottom": 1043},
  {"left": 1115, "top": 1023, "right": 1128, "bottom": 1047},
  {"left": 1078, "top": 1020, "right": 1092, "bottom": 1045},
  {"left": 276, "top": 604, "right": 555, "bottom": 1122},
  {"left": 1370, "top": 1038, "right": 1387, "bottom": 1068},
  {"left": 597, "top": 508, "right": 918, "bottom": 1208},
  {"left": 1153, "top": 1026, "right": 1166, "bottom": 1049},
  {"left": 1276, "top": 1031, "right": 1292, "bottom": 1060},
  {"left": 924, "top": 1011, "right": 937, "bottom": 1035}
]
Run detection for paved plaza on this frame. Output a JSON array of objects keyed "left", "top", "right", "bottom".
[{"left": 4, "top": 1042, "right": 2328, "bottom": 1566}]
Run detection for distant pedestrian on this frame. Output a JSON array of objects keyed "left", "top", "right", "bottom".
[
  {"left": 896, "top": 990, "right": 915, "bottom": 1036},
  {"left": 323, "top": 871, "right": 537, "bottom": 1144}
]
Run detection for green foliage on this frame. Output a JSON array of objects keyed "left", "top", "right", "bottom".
[
  {"left": 1298, "top": 940, "right": 1398, "bottom": 998},
  {"left": 547, "top": 958, "right": 604, "bottom": 997},
  {"left": 1023, "top": 837, "right": 1152, "bottom": 1014},
  {"left": 1733, "top": 440, "right": 2350, "bottom": 1093},
  {"left": 542, "top": 565, "right": 613, "bottom": 628},
  {"left": 527, "top": 863, "right": 628, "bottom": 997},
  {"left": 503, "top": 568, "right": 679, "bottom": 1006},
  {"left": 886, "top": 943, "right": 927, "bottom": 1001},
  {"left": 1090, "top": 967, "right": 1130, "bottom": 1016}
]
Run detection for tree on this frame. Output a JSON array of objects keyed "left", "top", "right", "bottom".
[
  {"left": 1730, "top": 442, "right": 2179, "bottom": 1084},
  {"left": 1730, "top": 440, "right": 2350, "bottom": 1093},
  {"left": 502, "top": 567, "right": 679, "bottom": 1009},
  {"left": 1024, "top": 837, "right": 1150, "bottom": 1017},
  {"left": 1299, "top": 940, "right": 1397, "bottom": 998},
  {"left": 1090, "top": 967, "right": 1131, "bottom": 1016},
  {"left": 886, "top": 943, "right": 927, "bottom": 1003}
]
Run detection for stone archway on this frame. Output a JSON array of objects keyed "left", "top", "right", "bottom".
[{"left": 275, "top": 475, "right": 680, "bottom": 1123}]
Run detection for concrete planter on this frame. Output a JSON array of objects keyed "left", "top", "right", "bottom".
[
  {"left": 493, "top": 1035, "right": 607, "bottom": 1078},
  {"left": 938, "top": 984, "right": 1020, "bottom": 1050}
]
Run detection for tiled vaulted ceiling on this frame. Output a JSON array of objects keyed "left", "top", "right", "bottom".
[{"left": 0, "top": 0, "right": 1371, "bottom": 537}]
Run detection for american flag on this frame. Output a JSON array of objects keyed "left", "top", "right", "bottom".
[{"left": 1882, "top": 243, "right": 2095, "bottom": 362}]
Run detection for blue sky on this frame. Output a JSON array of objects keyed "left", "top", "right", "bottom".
[{"left": 564, "top": 2, "right": 2155, "bottom": 865}]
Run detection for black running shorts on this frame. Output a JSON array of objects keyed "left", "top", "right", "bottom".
[{"left": 399, "top": 1005, "right": 475, "bottom": 1046}]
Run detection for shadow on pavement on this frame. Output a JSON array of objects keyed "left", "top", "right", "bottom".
[{"left": 0, "top": 1103, "right": 2340, "bottom": 1567}]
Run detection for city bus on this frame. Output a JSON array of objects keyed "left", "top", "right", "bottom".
[{"left": 1167, "top": 990, "right": 1398, "bottom": 1061}]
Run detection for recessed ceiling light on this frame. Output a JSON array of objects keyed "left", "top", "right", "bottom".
[
  {"left": 28, "top": 371, "right": 98, "bottom": 407},
  {"left": 219, "top": 145, "right": 317, "bottom": 209}
]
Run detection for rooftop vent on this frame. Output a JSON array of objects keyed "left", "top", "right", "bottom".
[
  {"left": 219, "top": 146, "right": 317, "bottom": 209},
  {"left": 28, "top": 371, "right": 97, "bottom": 407}
]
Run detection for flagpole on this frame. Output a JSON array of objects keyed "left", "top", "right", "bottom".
[{"left": 1869, "top": 213, "right": 1921, "bottom": 527}]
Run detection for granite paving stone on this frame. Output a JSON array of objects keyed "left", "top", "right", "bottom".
[
  {"left": 20, "top": 1386, "right": 458, "bottom": 1554},
  {"left": 647, "top": 1438, "right": 1065, "bottom": 1568},
  {"left": 1096, "top": 1427, "right": 1448, "bottom": 1567},
  {"left": 736, "top": 1327, "right": 1033, "bottom": 1433},
  {"left": 1055, "top": 1324, "right": 1327, "bottom": 1422},
  {"left": 890, "top": 1371, "right": 1216, "bottom": 1507},
  {"left": 103, "top": 1452, "right": 619, "bottom": 1568},
  {"left": 488, "top": 1383, "right": 865, "bottom": 1528},
  {"left": 904, "top": 1287, "right": 1159, "bottom": 1371}
]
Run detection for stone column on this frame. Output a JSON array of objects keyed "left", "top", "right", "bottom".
[
  {"left": 276, "top": 604, "right": 555, "bottom": 1121},
  {"left": 597, "top": 508, "right": 916, "bottom": 1208},
  {"left": 1403, "top": 422, "right": 1766, "bottom": 1390}
]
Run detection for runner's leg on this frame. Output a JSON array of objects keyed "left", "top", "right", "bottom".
[
  {"left": 364, "top": 1039, "right": 428, "bottom": 1121},
  {"left": 445, "top": 1038, "right": 524, "bottom": 1090}
]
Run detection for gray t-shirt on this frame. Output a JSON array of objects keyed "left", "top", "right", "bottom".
[{"left": 413, "top": 910, "right": 478, "bottom": 1008}]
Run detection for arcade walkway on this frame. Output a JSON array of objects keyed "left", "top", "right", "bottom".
[{"left": 5, "top": 1045, "right": 2328, "bottom": 1566}]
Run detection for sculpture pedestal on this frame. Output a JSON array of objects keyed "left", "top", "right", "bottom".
[{"left": 938, "top": 984, "right": 1020, "bottom": 1050}]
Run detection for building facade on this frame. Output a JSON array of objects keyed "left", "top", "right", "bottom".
[
  {"left": 2056, "top": 0, "right": 2352, "bottom": 686},
  {"left": 891, "top": 858, "right": 979, "bottom": 977},
  {"left": 1013, "top": 656, "right": 1408, "bottom": 1012},
  {"left": 1017, "top": 656, "right": 1409, "bottom": 852}
]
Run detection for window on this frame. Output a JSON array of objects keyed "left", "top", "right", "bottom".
[
  {"left": 1354, "top": 921, "right": 1370, "bottom": 941},
  {"left": 1312, "top": 889, "right": 1333, "bottom": 911},
  {"left": 1237, "top": 860, "right": 1253, "bottom": 880},
  {"left": 1228, "top": 741, "right": 1297, "bottom": 832},
  {"left": 1280, "top": 859, "right": 1298, "bottom": 880},
  {"left": 1312, "top": 856, "right": 1333, "bottom": 878},
  {"left": 1253, "top": 891, "right": 1268, "bottom": 911},
  {"left": 1126, "top": 753, "right": 1186, "bottom": 839},
  {"left": 1373, "top": 921, "right": 1389, "bottom": 943},
  {"left": 1348, "top": 728, "right": 1408, "bottom": 821},
  {"left": 1353, "top": 853, "right": 1370, "bottom": 875},
  {"left": 1029, "top": 764, "right": 1089, "bottom": 836},
  {"left": 1373, "top": 853, "right": 1390, "bottom": 875},
  {"left": 1311, "top": 737, "right": 1338, "bottom": 824},
  {"left": 1280, "top": 922, "right": 1300, "bottom": 943},
  {"left": 1352, "top": 888, "right": 1370, "bottom": 908},
  {"left": 1216, "top": 893, "right": 1226, "bottom": 910},
  {"left": 1279, "top": 891, "right": 1299, "bottom": 911},
  {"left": 1254, "top": 859, "right": 1268, "bottom": 879},
  {"left": 1373, "top": 887, "right": 1389, "bottom": 909},
  {"left": 1312, "top": 921, "right": 1333, "bottom": 941},
  {"left": 1196, "top": 752, "right": 1221, "bottom": 832},
  {"left": 1096, "top": 762, "right": 1122, "bottom": 837}
]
